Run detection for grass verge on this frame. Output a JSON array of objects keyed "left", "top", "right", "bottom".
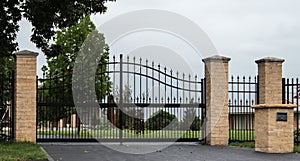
[
  {"left": 230, "top": 142, "right": 300, "bottom": 154},
  {"left": 229, "top": 142, "right": 255, "bottom": 148},
  {"left": 294, "top": 145, "right": 300, "bottom": 153},
  {"left": 0, "top": 141, "right": 48, "bottom": 161}
]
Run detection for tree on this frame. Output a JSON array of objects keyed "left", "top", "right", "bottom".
[
  {"left": 0, "top": 1, "right": 20, "bottom": 74},
  {"left": 0, "top": 0, "right": 115, "bottom": 66},
  {"left": 107, "top": 86, "right": 145, "bottom": 132},
  {"left": 180, "top": 108, "right": 201, "bottom": 131},
  {"left": 42, "top": 15, "right": 111, "bottom": 101},
  {"left": 190, "top": 116, "right": 202, "bottom": 131},
  {"left": 38, "top": 16, "right": 112, "bottom": 127},
  {"left": 0, "top": 0, "right": 22, "bottom": 57},
  {"left": 145, "top": 110, "right": 178, "bottom": 130}
]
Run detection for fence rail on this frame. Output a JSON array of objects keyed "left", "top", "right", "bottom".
[{"left": 228, "top": 76, "right": 258, "bottom": 142}]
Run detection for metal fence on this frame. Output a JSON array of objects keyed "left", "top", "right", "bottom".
[
  {"left": 228, "top": 76, "right": 258, "bottom": 143},
  {"left": 0, "top": 71, "right": 14, "bottom": 142},
  {"left": 282, "top": 78, "right": 300, "bottom": 145},
  {"left": 37, "top": 55, "right": 206, "bottom": 142},
  {"left": 37, "top": 70, "right": 95, "bottom": 142}
]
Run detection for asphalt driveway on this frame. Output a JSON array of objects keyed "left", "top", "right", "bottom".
[{"left": 41, "top": 143, "right": 300, "bottom": 161}]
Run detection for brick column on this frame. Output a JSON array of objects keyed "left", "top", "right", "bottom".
[
  {"left": 203, "top": 55, "right": 231, "bottom": 146},
  {"left": 256, "top": 57, "right": 285, "bottom": 104},
  {"left": 253, "top": 57, "right": 295, "bottom": 153},
  {"left": 14, "top": 50, "right": 38, "bottom": 142},
  {"left": 252, "top": 104, "right": 295, "bottom": 153}
]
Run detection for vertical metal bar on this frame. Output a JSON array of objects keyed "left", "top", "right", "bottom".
[
  {"left": 140, "top": 58, "right": 142, "bottom": 103},
  {"left": 200, "top": 78, "right": 204, "bottom": 141},
  {"left": 287, "top": 79, "right": 290, "bottom": 104},
  {"left": 282, "top": 78, "right": 286, "bottom": 104},
  {"left": 152, "top": 62, "right": 154, "bottom": 103},
  {"left": 203, "top": 78, "right": 206, "bottom": 143},
  {"left": 119, "top": 54, "right": 123, "bottom": 143},
  {"left": 61, "top": 71, "right": 65, "bottom": 139},
  {"left": 169, "top": 70, "right": 173, "bottom": 139},
  {"left": 292, "top": 79, "right": 295, "bottom": 104},
  {"left": 36, "top": 75, "right": 38, "bottom": 142},
  {"left": 134, "top": 57, "right": 136, "bottom": 103},
  {"left": 243, "top": 76, "right": 246, "bottom": 141},
  {"left": 183, "top": 74, "right": 185, "bottom": 104},
  {"left": 231, "top": 76, "right": 235, "bottom": 141},
  {"left": 233, "top": 76, "right": 236, "bottom": 141},
  {"left": 159, "top": 65, "right": 162, "bottom": 138},
  {"left": 177, "top": 72, "right": 179, "bottom": 104},
  {"left": 45, "top": 73, "right": 48, "bottom": 140},
  {"left": 11, "top": 71, "right": 15, "bottom": 141},
  {"left": 158, "top": 64, "right": 161, "bottom": 104},
  {"left": 146, "top": 60, "right": 148, "bottom": 103},
  {"left": 164, "top": 67, "right": 167, "bottom": 103},
  {"left": 248, "top": 76, "right": 251, "bottom": 141},
  {"left": 127, "top": 56, "right": 129, "bottom": 100},
  {"left": 256, "top": 75, "right": 259, "bottom": 104},
  {"left": 145, "top": 60, "right": 148, "bottom": 138},
  {"left": 1, "top": 71, "right": 5, "bottom": 139},
  {"left": 297, "top": 78, "right": 299, "bottom": 145},
  {"left": 195, "top": 76, "right": 197, "bottom": 103},
  {"left": 230, "top": 76, "right": 233, "bottom": 142},
  {"left": 237, "top": 76, "right": 240, "bottom": 141},
  {"left": 164, "top": 67, "right": 167, "bottom": 139},
  {"left": 113, "top": 56, "right": 116, "bottom": 97},
  {"left": 170, "top": 70, "right": 173, "bottom": 103},
  {"left": 107, "top": 56, "right": 110, "bottom": 139},
  {"left": 108, "top": 56, "right": 115, "bottom": 138},
  {"left": 189, "top": 75, "right": 191, "bottom": 103}
]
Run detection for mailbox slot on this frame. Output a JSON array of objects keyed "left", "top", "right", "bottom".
[{"left": 276, "top": 112, "right": 287, "bottom": 121}]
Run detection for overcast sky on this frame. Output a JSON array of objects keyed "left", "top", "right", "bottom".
[{"left": 17, "top": 0, "right": 300, "bottom": 78}]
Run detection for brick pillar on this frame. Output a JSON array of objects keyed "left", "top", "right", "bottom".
[
  {"left": 253, "top": 57, "right": 295, "bottom": 153},
  {"left": 14, "top": 50, "right": 38, "bottom": 143},
  {"left": 256, "top": 57, "right": 285, "bottom": 104},
  {"left": 203, "top": 55, "right": 231, "bottom": 146}
]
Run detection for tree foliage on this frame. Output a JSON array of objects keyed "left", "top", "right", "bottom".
[
  {"left": 38, "top": 16, "right": 111, "bottom": 123},
  {"left": 0, "top": 0, "right": 115, "bottom": 58},
  {"left": 180, "top": 108, "right": 201, "bottom": 131},
  {"left": 0, "top": 0, "right": 22, "bottom": 56},
  {"left": 145, "top": 110, "right": 178, "bottom": 130},
  {"left": 107, "top": 91, "right": 145, "bottom": 132},
  {"left": 0, "top": 0, "right": 21, "bottom": 73},
  {"left": 189, "top": 116, "right": 202, "bottom": 131},
  {"left": 42, "top": 16, "right": 111, "bottom": 101}
]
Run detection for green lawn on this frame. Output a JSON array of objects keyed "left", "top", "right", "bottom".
[
  {"left": 0, "top": 142, "right": 48, "bottom": 161},
  {"left": 37, "top": 129, "right": 253, "bottom": 140},
  {"left": 294, "top": 145, "right": 300, "bottom": 153},
  {"left": 37, "top": 129, "right": 202, "bottom": 139},
  {"left": 229, "top": 142, "right": 255, "bottom": 148},
  {"left": 37, "top": 129, "right": 90, "bottom": 137},
  {"left": 229, "top": 130, "right": 255, "bottom": 141}
]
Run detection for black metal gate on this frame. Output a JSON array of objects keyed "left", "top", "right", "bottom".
[
  {"left": 37, "top": 55, "right": 206, "bottom": 142},
  {"left": 0, "top": 71, "right": 14, "bottom": 141},
  {"left": 228, "top": 76, "right": 258, "bottom": 143},
  {"left": 282, "top": 78, "right": 300, "bottom": 145}
]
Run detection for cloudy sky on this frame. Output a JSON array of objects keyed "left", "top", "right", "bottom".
[{"left": 17, "top": 0, "right": 300, "bottom": 78}]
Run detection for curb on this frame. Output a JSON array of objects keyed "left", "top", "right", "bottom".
[{"left": 40, "top": 146, "right": 54, "bottom": 161}]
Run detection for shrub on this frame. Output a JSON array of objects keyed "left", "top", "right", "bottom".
[
  {"left": 145, "top": 110, "right": 178, "bottom": 130},
  {"left": 295, "top": 129, "right": 300, "bottom": 141}
]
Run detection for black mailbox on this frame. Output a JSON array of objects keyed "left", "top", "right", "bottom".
[{"left": 276, "top": 112, "right": 287, "bottom": 121}]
